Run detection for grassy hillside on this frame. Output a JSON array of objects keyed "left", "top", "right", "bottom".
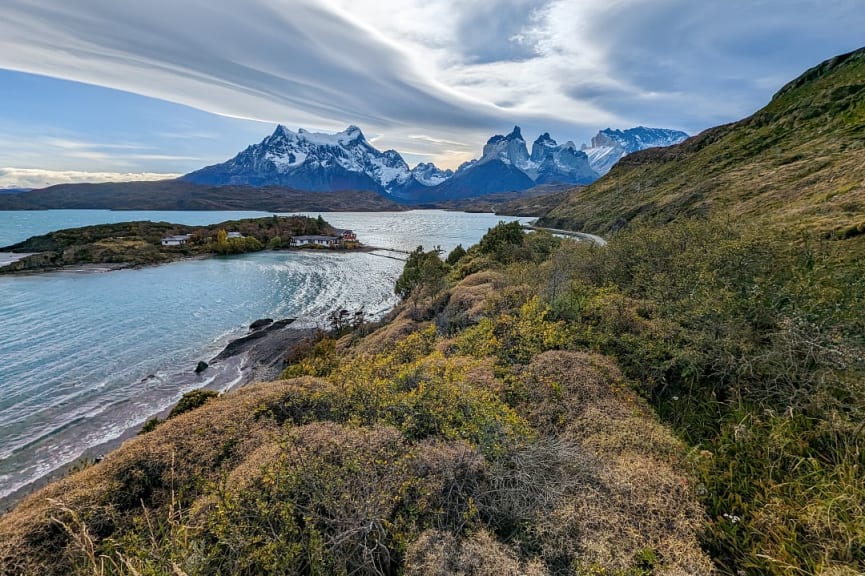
[
  {"left": 0, "top": 228, "right": 713, "bottom": 576},
  {"left": 3, "top": 49, "right": 865, "bottom": 576},
  {"left": 1, "top": 218, "right": 863, "bottom": 574},
  {"left": 540, "top": 47, "right": 865, "bottom": 237}
]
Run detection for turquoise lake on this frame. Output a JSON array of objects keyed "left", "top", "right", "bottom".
[{"left": 0, "top": 210, "right": 531, "bottom": 502}]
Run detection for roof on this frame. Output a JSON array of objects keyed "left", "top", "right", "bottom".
[
  {"left": 292, "top": 235, "right": 339, "bottom": 241},
  {"left": 162, "top": 234, "right": 191, "bottom": 241}
]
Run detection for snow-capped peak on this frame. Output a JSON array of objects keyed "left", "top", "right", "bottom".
[
  {"left": 480, "top": 126, "right": 530, "bottom": 168},
  {"left": 582, "top": 126, "right": 689, "bottom": 174},
  {"left": 184, "top": 124, "right": 415, "bottom": 193},
  {"left": 530, "top": 132, "right": 559, "bottom": 162},
  {"left": 411, "top": 162, "right": 454, "bottom": 186}
]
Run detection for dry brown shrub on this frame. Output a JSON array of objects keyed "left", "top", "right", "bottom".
[
  {"left": 201, "top": 423, "right": 491, "bottom": 576},
  {"left": 458, "top": 271, "right": 506, "bottom": 288},
  {"left": 442, "top": 283, "right": 494, "bottom": 325},
  {"left": 507, "top": 351, "right": 714, "bottom": 575},
  {"left": 438, "top": 271, "right": 506, "bottom": 331},
  {"left": 540, "top": 450, "right": 711, "bottom": 575},
  {"left": 409, "top": 439, "right": 488, "bottom": 532},
  {"left": 352, "top": 314, "right": 430, "bottom": 355},
  {"left": 405, "top": 529, "right": 548, "bottom": 576},
  {"left": 511, "top": 350, "right": 624, "bottom": 433},
  {"left": 569, "top": 398, "right": 684, "bottom": 462},
  {"left": 0, "top": 380, "right": 299, "bottom": 576}
]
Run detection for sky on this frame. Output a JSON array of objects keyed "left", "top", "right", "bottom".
[{"left": 0, "top": 0, "right": 863, "bottom": 188}]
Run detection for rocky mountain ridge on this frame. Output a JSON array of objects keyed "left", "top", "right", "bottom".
[
  {"left": 580, "top": 126, "right": 690, "bottom": 175},
  {"left": 183, "top": 123, "right": 686, "bottom": 202}
]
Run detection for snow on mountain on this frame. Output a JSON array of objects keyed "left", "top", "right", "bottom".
[
  {"left": 415, "top": 127, "right": 599, "bottom": 202},
  {"left": 184, "top": 124, "right": 428, "bottom": 194},
  {"left": 478, "top": 126, "right": 532, "bottom": 170},
  {"left": 411, "top": 162, "right": 453, "bottom": 186},
  {"left": 467, "top": 127, "right": 597, "bottom": 184},
  {"left": 182, "top": 123, "right": 687, "bottom": 202},
  {"left": 581, "top": 127, "right": 689, "bottom": 175}
]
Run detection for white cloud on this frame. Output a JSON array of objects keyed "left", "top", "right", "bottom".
[
  {"left": 0, "top": 0, "right": 863, "bottom": 168},
  {"left": 0, "top": 168, "right": 180, "bottom": 190}
]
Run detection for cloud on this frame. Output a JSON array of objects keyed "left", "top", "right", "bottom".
[
  {"left": 0, "top": 1, "right": 502, "bottom": 134},
  {"left": 0, "top": 0, "right": 863, "bottom": 169},
  {"left": 0, "top": 168, "right": 181, "bottom": 190},
  {"left": 453, "top": 1, "right": 548, "bottom": 64}
]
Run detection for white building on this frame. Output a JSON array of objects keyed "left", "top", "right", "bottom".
[
  {"left": 161, "top": 234, "right": 192, "bottom": 246},
  {"left": 290, "top": 235, "right": 339, "bottom": 248}
]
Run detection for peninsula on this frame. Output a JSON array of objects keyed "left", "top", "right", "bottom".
[{"left": 0, "top": 215, "right": 360, "bottom": 274}]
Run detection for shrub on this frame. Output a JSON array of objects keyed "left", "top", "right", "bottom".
[
  {"left": 167, "top": 389, "right": 218, "bottom": 419},
  {"left": 478, "top": 221, "right": 524, "bottom": 257},
  {"left": 396, "top": 246, "right": 449, "bottom": 298},
  {"left": 446, "top": 244, "right": 467, "bottom": 265}
]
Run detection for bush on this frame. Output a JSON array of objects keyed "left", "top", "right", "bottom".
[
  {"left": 478, "top": 221, "right": 524, "bottom": 256},
  {"left": 446, "top": 244, "right": 467, "bottom": 265},
  {"left": 395, "top": 246, "right": 449, "bottom": 298},
  {"left": 167, "top": 389, "right": 218, "bottom": 419}
]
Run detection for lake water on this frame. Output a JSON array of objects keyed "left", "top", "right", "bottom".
[{"left": 0, "top": 210, "right": 531, "bottom": 502}]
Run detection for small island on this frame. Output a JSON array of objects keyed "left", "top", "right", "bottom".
[{"left": 0, "top": 215, "right": 361, "bottom": 274}]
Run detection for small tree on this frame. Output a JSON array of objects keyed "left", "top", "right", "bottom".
[
  {"left": 395, "top": 246, "right": 448, "bottom": 298},
  {"left": 327, "top": 308, "right": 351, "bottom": 335},
  {"left": 446, "top": 244, "right": 467, "bottom": 265},
  {"left": 479, "top": 221, "right": 523, "bottom": 253}
]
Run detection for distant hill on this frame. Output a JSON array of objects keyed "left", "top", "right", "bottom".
[
  {"left": 0, "top": 180, "right": 406, "bottom": 212},
  {"left": 540, "top": 47, "right": 865, "bottom": 237},
  {"left": 428, "top": 184, "right": 573, "bottom": 216}
]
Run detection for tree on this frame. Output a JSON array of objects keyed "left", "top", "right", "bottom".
[
  {"left": 395, "top": 246, "right": 448, "bottom": 298},
  {"left": 478, "top": 221, "right": 524, "bottom": 256},
  {"left": 327, "top": 308, "right": 351, "bottom": 335},
  {"left": 216, "top": 229, "right": 228, "bottom": 246},
  {"left": 446, "top": 244, "right": 467, "bottom": 265}
]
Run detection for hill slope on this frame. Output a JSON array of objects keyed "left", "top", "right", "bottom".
[
  {"left": 540, "top": 47, "right": 865, "bottom": 236},
  {"left": 0, "top": 180, "right": 405, "bottom": 212}
]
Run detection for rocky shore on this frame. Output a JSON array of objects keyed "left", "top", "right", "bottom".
[
  {"left": 0, "top": 316, "right": 317, "bottom": 512},
  {"left": 207, "top": 317, "right": 315, "bottom": 385}
]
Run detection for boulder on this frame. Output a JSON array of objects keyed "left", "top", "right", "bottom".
[{"left": 249, "top": 318, "right": 274, "bottom": 331}]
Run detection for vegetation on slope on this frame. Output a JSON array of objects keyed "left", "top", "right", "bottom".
[
  {"left": 3, "top": 48, "right": 864, "bottom": 575},
  {"left": 0, "top": 225, "right": 712, "bottom": 575},
  {"left": 1, "top": 213, "right": 863, "bottom": 574},
  {"left": 531, "top": 48, "right": 865, "bottom": 574},
  {"left": 540, "top": 47, "right": 865, "bottom": 236}
]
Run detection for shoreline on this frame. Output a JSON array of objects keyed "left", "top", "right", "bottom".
[
  {"left": 0, "top": 246, "right": 373, "bottom": 276},
  {"left": 0, "top": 316, "right": 317, "bottom": 512}
]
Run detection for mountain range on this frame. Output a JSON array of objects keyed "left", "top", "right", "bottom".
[{"left": 184, "top": 125, "right": 688, "bottom": 203}]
